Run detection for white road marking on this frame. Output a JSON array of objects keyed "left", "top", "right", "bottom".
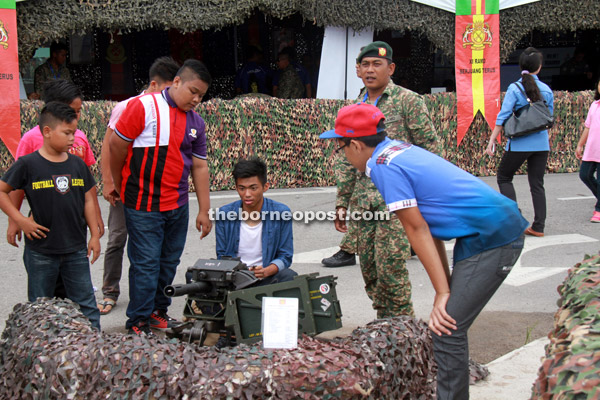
[
  {"left": 558, "top": 196, "right": 595, "bottom": 201},
  {"left": 438, "top": 235, "right": 596, "bottom": 286},
  {"left": 292, "top": 234, "right": 598, "bottom": 287},
  {"left": 504, "top": 234, "right": 598, "bottom": 287}
]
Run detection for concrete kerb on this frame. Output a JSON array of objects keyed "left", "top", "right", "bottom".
[{"left": 470, "top": 337, "right": 548, "bottom": 400}]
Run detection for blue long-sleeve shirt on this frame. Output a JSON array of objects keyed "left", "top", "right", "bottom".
[
  {"left": 215, "top": 197, "right": 294, "bottom": 271},
  {"left": 496, "top": 75, "right": 554, "bottom": 152}
]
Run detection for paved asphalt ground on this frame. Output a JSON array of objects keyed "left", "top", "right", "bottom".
[{"left": 0, "top": 172, "right": 597, "bottom": 396}]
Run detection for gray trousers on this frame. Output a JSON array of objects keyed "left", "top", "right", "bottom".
[
  {"left": 433, "top": 234, "right": 524, "bottom": 400},
  {"left": 101, "top": 201, "right": 128, "bottom": 301}
]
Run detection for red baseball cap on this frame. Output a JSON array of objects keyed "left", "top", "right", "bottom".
[{"left": 320, "top": 103, "right": 386, "bottom": 139}]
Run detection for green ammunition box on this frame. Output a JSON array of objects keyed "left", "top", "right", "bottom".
[{"left": 225, "top": 273, "right": 342, "bottom": 344}]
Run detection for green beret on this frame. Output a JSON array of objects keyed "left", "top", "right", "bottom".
[{"left": 356, "top": 41, "right": 393, "bottom": 63}]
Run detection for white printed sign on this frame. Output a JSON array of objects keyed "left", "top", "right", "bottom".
[{"left": 261, "top": 297, "right": 299, "bottom": 349}]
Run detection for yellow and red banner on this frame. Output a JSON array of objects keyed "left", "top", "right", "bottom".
[
  {"left": 0, "top": 0, "right": 19, "bottom": 158},
  {"left": 455, "top": 0, "right": 500, "bottom": 146}
]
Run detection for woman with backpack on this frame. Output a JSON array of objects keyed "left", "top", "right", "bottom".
[{"left": 485, "top": 47, "right": 554, "bottom": 237}]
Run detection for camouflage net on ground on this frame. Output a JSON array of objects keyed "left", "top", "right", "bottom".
[
  {"left": 1, "top": 91, "right": 591, "bottom": 192},
  {"left": 0, "top": 298, "right": 436, "bottom": 399},
  {"left": 531, "top": 254, "right": 600, "bottom": 399}
]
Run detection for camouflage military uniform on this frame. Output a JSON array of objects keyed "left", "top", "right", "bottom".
[
  {"left": 33, "top": 61, "right": 72, "bottom": 97},
  {"left": 276, "top": 65, "right": 304, "bottom": 99},
  {"left": 335, "top": 80, "right": 438, "bottom": 318}
]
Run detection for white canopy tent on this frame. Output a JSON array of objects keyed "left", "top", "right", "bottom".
[{"left": 316, "top": 27, "right": 374, "bottom": 100}]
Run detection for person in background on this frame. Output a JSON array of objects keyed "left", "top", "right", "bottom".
[
  {"left": 486, "top": 47, "right": 554, "bottom": 237},
  {"left": 560, "top": 47, "right": 593, "bottom": 90},
  {"left": 234, "top": 46, "right": 271, "bottom": 96},
  {"left": 301, "top": 54, "right": 319, "bottom": 98},
  {"left": 273, "top": 47, "right": 311, "bottom": 99},
  {"left": 575, "top": 78, "right": 600, "bottom": 222},
  {"left": 31, "top": 42, "right": 72, "bottom": 100},
  {"left": 97, "top": 56, "right": 180, "bottom": 315}
]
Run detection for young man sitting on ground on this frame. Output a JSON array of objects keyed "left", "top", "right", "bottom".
[{"left": 215, "top": 157, "right": 296, "bottom": 286}]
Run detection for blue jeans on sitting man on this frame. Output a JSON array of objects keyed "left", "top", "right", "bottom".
[
  {"left": 23, "top": 246, "right": 100, "bottom": 330},
  {"left": 124, "top": 203, "right": 189, "bottom": 329},
  {"left": 254, "top": 267, "right": 297, "bottom": 286}
]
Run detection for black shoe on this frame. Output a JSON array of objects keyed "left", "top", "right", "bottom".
[
  {"left": 321, "top": 249, "right": 356, "bottom": 267},
  {"left": 150, "top": 310, "right": 183, "bottom": 329},
  {"left": 128, "top": 321, "right": 156, "bottom": 337}
]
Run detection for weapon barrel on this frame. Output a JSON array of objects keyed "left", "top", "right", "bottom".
[{"left": 164, "top": 281, "right": 211, "bottom": 297}]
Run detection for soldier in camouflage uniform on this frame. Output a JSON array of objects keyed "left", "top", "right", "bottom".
[
  {"left": 274, "top": 52, "right": 305, "bottom": 99},
  {"left": 329, "top": 41, "right": 439, "bottom": 318},
  {"left": 32, "top": 42, "right": 72, "bottom": 100}
]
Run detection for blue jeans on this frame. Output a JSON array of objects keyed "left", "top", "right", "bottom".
[
  {"left": 254, "top": 268, "right": 297, "bottom": 286},
  {"left": 432, "top": 235, "right": 524, "bottom": 400},
  {"left": 23, "top": 246, "right": 100, "bottom": 330},
  {"left": 124, "top": 203, "right": 189, "bottom": 328},
  {"left": 580, "top": 161, "right": 600, "bottom": 212}
]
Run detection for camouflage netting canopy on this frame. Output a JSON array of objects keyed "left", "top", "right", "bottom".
[
  {"left": 0, "top": 298, "right": 437, "bottom": 399},
  {"left": 531, "top": 254, "right": 600, "bottom": 399},
  {"left": 1, "top": 90, "right": 590, "bottom": 192},
  {"left": 16, "top": 0, "right": 600, "bottom": 66}
]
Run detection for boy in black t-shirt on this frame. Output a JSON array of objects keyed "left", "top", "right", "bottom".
[{"left": 0, "top": 102, "right": 101, "bottom": 329}]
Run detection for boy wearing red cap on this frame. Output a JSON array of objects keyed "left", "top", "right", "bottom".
[{"left": 320, "top": 103, "right": 527, "bottom": 400}]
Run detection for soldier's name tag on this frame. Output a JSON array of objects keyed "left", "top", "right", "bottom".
[{"left": 385, "top": 115, "right": 402, "bottom": 124}]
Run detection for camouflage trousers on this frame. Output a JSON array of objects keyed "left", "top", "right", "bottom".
[{"left": 341, "top": 210, "right": 413, "bottom": 319}]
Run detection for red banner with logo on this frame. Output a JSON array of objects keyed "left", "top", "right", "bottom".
[
  {"left": 0, "top": 0, "right": 19, "bottom": 158},
  {"left": 455, "top": 0, "right": 500, "bottom": 146}
]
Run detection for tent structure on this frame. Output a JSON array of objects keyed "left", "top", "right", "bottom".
[{"left": 15, "top": 0, "right": 600, "bottom": 68}]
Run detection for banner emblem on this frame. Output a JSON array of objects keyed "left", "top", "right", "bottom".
[
  {"left": 462, "top": 21, "right": 492, "bottom": 50},
  {"left": 0, "top": 20, "right": 8, "bottom": 49},
  {"left": 454, "top": 0, "right": 500, "bottom": 146}
]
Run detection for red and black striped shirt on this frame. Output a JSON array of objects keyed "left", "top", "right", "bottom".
[{"left": 114, "top": 89, "right": 207, "bottom": 212}]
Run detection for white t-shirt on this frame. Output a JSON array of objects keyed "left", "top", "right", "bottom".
[{"left": 237, "top": 221, "right": 263, "bottom": 267}]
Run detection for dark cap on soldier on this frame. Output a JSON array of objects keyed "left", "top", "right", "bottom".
[
  {"left": 356, "top": 41, "right": 393, "bottom": 63},
  {"left": 319, "top": 103, "right": 385, "bottom": 139}
]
